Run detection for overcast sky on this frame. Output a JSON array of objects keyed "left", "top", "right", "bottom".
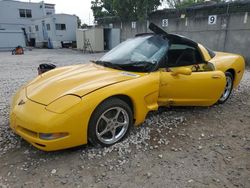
[{"left": 20, "top": 0, "right": 94, "bottom": 25}]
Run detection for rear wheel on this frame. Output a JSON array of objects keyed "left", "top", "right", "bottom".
[
  {"left": 218, "top": 72, "right": 233, "bottom": 104},
  {"left": 88, "top": 98, "right": 133, "bottom": 147}
]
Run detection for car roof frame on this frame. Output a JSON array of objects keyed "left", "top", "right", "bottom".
[{"left": 135, "top": 23, "right": 198, "bottom": 47}]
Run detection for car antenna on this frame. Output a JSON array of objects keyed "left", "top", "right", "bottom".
[{"left": 149, "top": 23, "right": 169, "bottom": 37}]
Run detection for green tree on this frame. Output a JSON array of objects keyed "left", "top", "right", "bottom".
[
  {"left": 163, "top": 0, "right": 226, "bottom": 9},
  {"left": 91, "top": 0, "right": 162, "bottom": 22},
  {"left": 74, "top": 15, "right": 82, "bottom": 28},
  {"left": 81, "top": 23, "right": 89, "bottom": 29},
  {"left": 73, "top": 15, "right": 89, "bottom": 29}
]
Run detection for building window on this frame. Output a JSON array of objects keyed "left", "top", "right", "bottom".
[
  {"left": 35, "top": 25, "right": 39, "bottom": 31},
  {"left": 45, "top": 4, "right": 55, "bottom": 9},
  {"left": 55, "top": 24, "right": 66, "bottom": 30},
  {"left": 46, "top": 12, "right": 52, "bottom": 15},
  {"left": 19, "top": 9, "right": 25, "bottom": 17},
  {"left": 46, "top": 24, "right": 50, "bottom": 31},
  {"left": 26, "top": 9, "right": 32, "bottom": 18},
  {"left": 19, "top": 9, "right": 32, "bottom": 18}
]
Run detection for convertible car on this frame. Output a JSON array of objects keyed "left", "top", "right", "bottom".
[{"left": 10, "top": 23, "right": 245, "bottom": 151}]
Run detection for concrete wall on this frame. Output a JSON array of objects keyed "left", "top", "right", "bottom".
[
  {"left": 149, "top": 12, "right": 250, "bottom": 63},
  {"left": 107, "top": 11, "right": 250, "bottom": 64},
  {"left": 111, "top": 21, "right": 147, "bottom": 42}
]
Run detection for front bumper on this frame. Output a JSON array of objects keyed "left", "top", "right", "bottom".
[{"left": 10, "top": 90, "right": 88, "bottom": 151}]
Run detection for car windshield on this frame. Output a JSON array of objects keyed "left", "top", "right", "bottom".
[{"left": 95, "top": 35, "right": 169, "bottom": 72}]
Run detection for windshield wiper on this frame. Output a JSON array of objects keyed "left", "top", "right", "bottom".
[
  {"left": 120, "top": 61, "right": 156, "bottom": 71},
  {"left": 122, "top": 60, "right": 156, "bottom": 66},
  {"left": 92, "top": 60, "right": 124, "bottom": 70}
]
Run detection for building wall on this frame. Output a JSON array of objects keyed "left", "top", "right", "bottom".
[
  {"left": 53, "top": 15, "right": 77, "bottom": 42},
  {"left": 85, "top": 28, "right": 104, "bottom": 52},
  {"left": 0, "top": 0, "right": 56, "bottom": 48},
  {"left": 0, "top": 30, "right": 25, "bottom": 49},
  {"left": 76, "top": 29, "right": 86, "bottom": 50},
  {"left": 76, "top": 28, "right": 104, "bottom": 52},
  {"left": 0, "top": 0, "right": 54, "bottom": 30},
  {"left": 33, "top": 14, "right": 77, "bottom": 48},
  {"left": 106, "top": 28, "right": 120, "bottom": 49}
]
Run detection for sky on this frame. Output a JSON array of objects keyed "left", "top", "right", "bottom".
[{"left": 20, "top": 0, "right": 94, "bottom": 25}]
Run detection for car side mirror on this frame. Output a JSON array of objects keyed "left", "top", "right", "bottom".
[
  {"left": 171, "top": 67, "right": 192, "bottom": 76},
  {"left": 38, "top": 63, "right": 56, "bottom": 75}
]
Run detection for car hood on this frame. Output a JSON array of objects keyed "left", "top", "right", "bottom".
[{"left": 26, "top": 63, "right": 142, "bottom": 105}]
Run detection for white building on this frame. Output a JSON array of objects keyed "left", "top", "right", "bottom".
[
  {"left": 0, "top": 0, "right": 55, "bottom": 30},
  {"left": 32, "top": 14, "right": 77, "bottom": 48},
  {"left": 0, "top": 0, "right": 77, "bottom": 49}
]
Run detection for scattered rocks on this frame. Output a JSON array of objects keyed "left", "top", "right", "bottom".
[
  {"left": 51, "top": 169, "right": 57, "bottom": 174},
  {"left": 188, "top": 179, "right": 194, "bottom": 183},
  {"left": 198, "top": 146, "right": 203, "bottom": 150},
  {"left": 213, "top": 178, "right": 220, "bottom": 183},
  {"left": 146, "top": 172, "right": 152, "bottom": 179},
  {"left": 78, "top": 111, "right": 186, "bottom": 170},
  {"left": 158, "top": 154, "right": 163, "bottom": 159},
  {"left": 171, "top": 147, "right": 178, "bottom": 152},
  {"left": 0, "top": 183, "right": 7, "bottom": 188},
  {"left": 61, "top": 179, "right": 68, "bottom": 185}
]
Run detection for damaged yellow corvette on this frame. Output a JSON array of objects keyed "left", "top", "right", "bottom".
[{"left": 10, "top": 23, "right": 245, "bottom": 151}]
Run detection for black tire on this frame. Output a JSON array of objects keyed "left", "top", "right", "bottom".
[
  {"left": 217, "top": 72, "right": 234, "bottom": 104},
  {"left": 88, "top": 98, "right": 133, "bottom": 147}
]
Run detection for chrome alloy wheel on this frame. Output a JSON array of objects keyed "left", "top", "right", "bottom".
[
  {"left": 220, "top": 74, "right": 233, "bottom": 102},
  {"left": 95, "top": 107, "right": 129, "bottom": 145}
]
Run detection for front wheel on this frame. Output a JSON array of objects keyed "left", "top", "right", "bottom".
[
  {"left": 88, "top": 98, "right": 133, "bottom": 147},
  {"left": 218, "top": 72, "right": 234, "bottom": 104}
]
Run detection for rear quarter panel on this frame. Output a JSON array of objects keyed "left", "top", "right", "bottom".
[{"left": 209, "top": 52, "right": 245, "bottom": 88}]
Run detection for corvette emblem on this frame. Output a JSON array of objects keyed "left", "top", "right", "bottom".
[
  {"left": 18, "top": 100, "right": 25, "bottom": 106},
  {"left": 121, "top": 72, "right": 139, "bottom": 78}
]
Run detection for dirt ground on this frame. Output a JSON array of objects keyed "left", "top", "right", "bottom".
[{"left": 0, "top": 49, "right": 249, "bottom": 188}]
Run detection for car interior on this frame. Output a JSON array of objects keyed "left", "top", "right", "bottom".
[
  {"left": 167, "top": 43, "right": 203, "bottom": 67},
  {"left": 165, "top": 42, "right": 214, "bottom": 72}
]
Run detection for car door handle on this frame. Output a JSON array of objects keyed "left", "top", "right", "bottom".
[{"left": 212, "top": 75, "right": 222, "bottom": 79}]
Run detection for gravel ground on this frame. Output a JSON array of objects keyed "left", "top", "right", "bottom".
[{"left": 0, "top": 49, "right": 249, "bottom": 188}]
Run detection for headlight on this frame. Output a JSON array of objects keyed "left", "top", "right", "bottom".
[
  {"left": 39, "top": 132, "right": 68, "bottom": 140},
  {"left": 46, "top": 95, "right": 81, "bottom": 113}
]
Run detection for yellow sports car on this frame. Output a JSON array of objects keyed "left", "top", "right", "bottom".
[{"left": 10, "top": 23, "right": 245, "bottom": 151}]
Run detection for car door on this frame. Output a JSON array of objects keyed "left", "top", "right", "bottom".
[{"left": 158, "top": 68, "right": 226, "bottom": 106}]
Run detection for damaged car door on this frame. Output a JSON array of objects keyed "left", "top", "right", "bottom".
[{"left": 158, "top": 68, "right": 226, "bottom": 106}]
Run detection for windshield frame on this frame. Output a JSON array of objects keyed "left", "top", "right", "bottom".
[{"left": 95, "top": 34, "right": 169, "bottom": 73}]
